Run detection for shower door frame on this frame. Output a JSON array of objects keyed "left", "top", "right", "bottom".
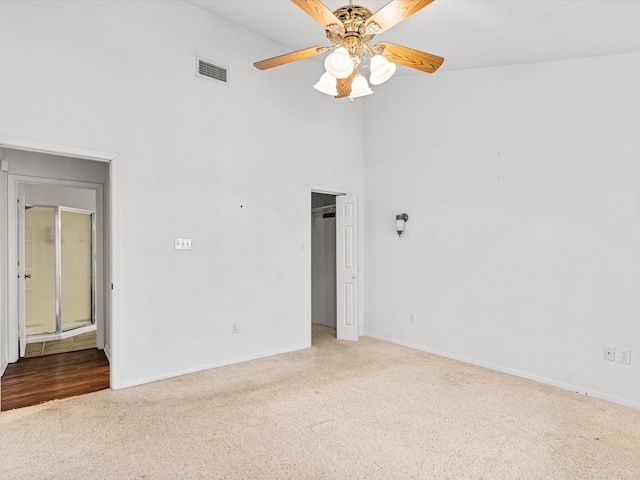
[{"left": 20, "top": 203, "right": 97, "bottom": 344}]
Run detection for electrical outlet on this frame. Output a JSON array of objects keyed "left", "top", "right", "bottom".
[
  {"left": 231, "top": 323, "right": 239, "bottom": 335},
  {"left": 409, "top": 313, "right": 416, "bottom": 323},
  {"left": 617, "top": 348, "right": 631, "bottom": 365},
  {"left": 603, "top": 346, "right": 615, "bottom": 362}
]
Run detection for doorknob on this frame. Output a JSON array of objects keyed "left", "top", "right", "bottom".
[
  {"left": 352, "top": 275, "right": 356, "bottom": 279},
  {"left": 24, "top": 274, "right": 31, "bottom": 279}
]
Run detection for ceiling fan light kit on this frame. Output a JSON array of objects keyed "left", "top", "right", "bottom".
[
  {"left": 324, "top": 47, "right": 355, "bottom": 78},
  {"left": 313, "top": 72, "right": 339, "bottom": 96},
  {"left": 253, "top": 0, "right": 444, "bottom": 100},
  {"left": 369, "top": 54, "right": 396, "bottom": 85},
  {"left": 349, "top": 74, "right": 374, "bottom": 99}
]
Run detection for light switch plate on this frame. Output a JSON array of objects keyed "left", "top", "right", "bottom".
[{"left": 174, "top": 238, "right": 192, "bottom": 250}]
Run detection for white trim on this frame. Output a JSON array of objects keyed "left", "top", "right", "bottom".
[
  {"left": 119, "top": 343, "right": 309, "bottom": 390},
  {"left": 108, "top": 153, "right": 120, "bottom": 389},
  {"left": 1, "top": 165, "right": 7, "bottom": 376},
  {"left": 365, "top": 332, "right": 640, "bottom": 411},
  {"left": 26, "top": 324, "right": 96, "bottom": 344},
  {"left": 307, "top": 183, "right": 352, "bottom": 196},
  {"left": 0, "top": 136, "right": 117, "bottom": 163}
]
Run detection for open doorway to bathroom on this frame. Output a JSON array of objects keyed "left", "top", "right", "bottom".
[{"left": 1, "top": 146, "right": 111, "bottom": 410}]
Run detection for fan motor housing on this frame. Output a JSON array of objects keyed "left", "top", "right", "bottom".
[{"left": 326, "top": 4, "right": 376, "bottom": 50}]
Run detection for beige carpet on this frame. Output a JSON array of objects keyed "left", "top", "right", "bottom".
[{"left": 1, "top": 324, "right": 639, "bottom": 479}]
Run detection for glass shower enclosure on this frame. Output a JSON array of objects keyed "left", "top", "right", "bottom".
[{"left": 24, "top": 205, "right": 95, "bottom": 339}]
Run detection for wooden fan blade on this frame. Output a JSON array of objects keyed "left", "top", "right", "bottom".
[
  {"left": 365, "top": 0, "right": 436, "bottom": 35},
  {"left": 291, "top": 0, "right": 344, "bottom": 30},
  {"left": 254, "top": 45, "right": 329, "bottom": 70},
  {"left": 335, "top": 70, "right": 356, "bottom": 98},
  {"left": 375, "top": 42, "right": 444, "bottom": 73}
]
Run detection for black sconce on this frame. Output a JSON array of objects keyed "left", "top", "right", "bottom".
[{"left": 396, "top": 213, "right": 409, "bottom": 238}]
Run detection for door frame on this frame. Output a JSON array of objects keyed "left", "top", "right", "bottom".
[
  {"left": 0, "top": 135, "right": 118, "bottom": 391},
  {"left": 9, "top": 177, "right": 104, "bottom": 361},
  {"left": 306, "top": 184, "right": 363, "bottom": 346}
]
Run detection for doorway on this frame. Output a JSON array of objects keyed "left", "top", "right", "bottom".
[
  {"left": 0, "top": 144, "right": 113, "bottom": 408},
  {"left": 20, "top": 185, "right": 98, "bottom": 356},
  {"left": 14, "top": 180, "right": 105, "bottom": 360},
  {"left": 309, "top": 188, "right": 359, "bottom": 343},
  {"left": 311, "top": 193, "right": 337, "bottom": 331}
]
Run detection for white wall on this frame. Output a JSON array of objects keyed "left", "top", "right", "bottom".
[
  {"left": 363, "top": 53, "right": 640, "bottom": 408},
  {"left": 0, "top": 1, "right": 364, "bottom": 388},
  {"left": 25, "top": 184, "right": 96, "bottom": 211}
]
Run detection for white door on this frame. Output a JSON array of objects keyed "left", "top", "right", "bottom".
[
  {"left": 336, "top": 194, "right": 358, "bottom": 341},
  {"left": 17, "top": 185, "right": 26, "bottom": 357}
]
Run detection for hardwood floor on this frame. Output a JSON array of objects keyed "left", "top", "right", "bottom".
[{"left": 1, "top": 349, "right": 110, "bottom": 411}]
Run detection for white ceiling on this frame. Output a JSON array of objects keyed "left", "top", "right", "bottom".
[{"left": 186, "top": 0, "right": 640, "bottom": 74}]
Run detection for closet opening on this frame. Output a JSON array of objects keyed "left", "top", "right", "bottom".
[{"left": 311, "top": 192, "right": 337, "bottom": 339}]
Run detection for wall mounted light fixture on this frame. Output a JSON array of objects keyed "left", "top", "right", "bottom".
[{"left": 396, "top": 213, "right": 409, "bottom": 238}]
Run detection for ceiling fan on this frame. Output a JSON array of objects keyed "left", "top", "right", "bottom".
[{"left": 253, "top": 0, "right": 444, "bottom": 99}]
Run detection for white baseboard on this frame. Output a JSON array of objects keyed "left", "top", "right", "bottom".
[
  {"left": 103, "top": 343, "right": 111, "bottom": 363},
  {"left": 364, "top": 332, "right": 640, "bottom": 411},
  {"left": 116, "top": 343, "right": 309, "bottom": 390}
]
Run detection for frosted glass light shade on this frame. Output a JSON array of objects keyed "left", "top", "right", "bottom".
[
  {"left": 324, "top": 47, "right": 354, "bottom": 78},
  {"left": 349, "top": 75, "right": 373, "bottom": 99},
  {"left": 313, "top": 72, "right": 338, "bottom": 96},
  {"left": 369, "top": 55, "right": 396, "bottom": 85}
]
